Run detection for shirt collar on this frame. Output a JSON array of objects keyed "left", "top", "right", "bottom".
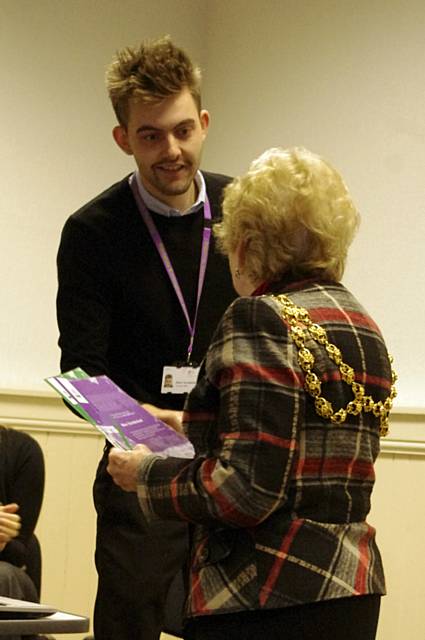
[{"left": 133, "top": 170, "right": 206, "bottom": 217}]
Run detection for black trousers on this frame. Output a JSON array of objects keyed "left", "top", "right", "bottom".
[
  {"left": 184, "top": 595, "right": 381, "bottom": 640},
  {"left": 93, "top": 449, "right": 188, "bottom": 640}
]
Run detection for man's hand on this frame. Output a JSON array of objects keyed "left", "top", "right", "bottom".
[
  {"left": 0, "top": 503, "right": 21, "bottom": 552},
  {"left": 107, "top": 445, "right": 153, "bottom": 492},
  {"left": 142, "top": 403, "right": 183, "bottom": 433}
]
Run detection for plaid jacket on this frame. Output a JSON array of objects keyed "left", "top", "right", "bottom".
[{"left": 138, "top": 278, "right": 390, "bottom": 618}]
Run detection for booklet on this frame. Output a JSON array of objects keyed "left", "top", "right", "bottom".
[{"left": 45, "top": 368, "right": 194, "bottom": 458}]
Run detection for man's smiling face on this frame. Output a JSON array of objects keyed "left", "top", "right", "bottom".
[{"left": 113, "top": 88, "right": 209, "bottom": 210}]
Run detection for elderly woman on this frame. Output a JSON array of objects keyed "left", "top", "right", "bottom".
[{"left": 108, "top": 147, "right": 396, "bottom": 640}]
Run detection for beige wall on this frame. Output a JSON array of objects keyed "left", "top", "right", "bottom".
[
  {"left": 201, "top": 0, "right": 425, "bottom": 408},
  {"left": 1, "top": 392, "right": 424, "bottom": 639},
  {"left": 1, "top": 0, "right": 425, "bottom": 406},
  {"left": 0, "top": 0, "right": 208, "bottom": 391}
]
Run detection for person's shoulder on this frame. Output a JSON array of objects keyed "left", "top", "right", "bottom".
[
  {"left": 201, "top": 171, "right": 233, "bottom": 218},
  {"left": 60, "top": 175, "right": 137, "bottom": 240},
  {"left": 228, "top": 294, "right": 282, "bottom": 313},
  {"left": 206, "top": 296, "right": 287, "bottom": 376},
  {"left": 0, "top": 426, "right": 43, "bottom": 458},
  {"left": 202, "top": 170, "right": 232, "bottom": 193},
  {"left": 287, "top": 281, "right": 363, "bottom": 314},
  {"left": 221, "top": 295, "right": 285, "bottom": 333},
  {"left": 68, "top": 175, "right": 134, "bottom": 224},
  {"left": 281, "top": 280, "right": 384, "bottom": 335}
]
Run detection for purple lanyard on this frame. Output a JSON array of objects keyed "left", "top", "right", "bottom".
[{"left": 130, "top": 174, "right": 211, "bottom": 363}]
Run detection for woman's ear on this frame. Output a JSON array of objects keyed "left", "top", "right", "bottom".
[{"left": 236, "top": 238, "right": 248, "bottom": 271}]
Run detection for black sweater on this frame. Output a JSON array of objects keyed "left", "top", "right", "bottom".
[{"left": 56, "top": 171, "right": 236, "bottom": 411}]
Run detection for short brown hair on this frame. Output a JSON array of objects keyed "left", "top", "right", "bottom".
[{"left": 105, "top": 35, "right": 202, "bottom": 126}]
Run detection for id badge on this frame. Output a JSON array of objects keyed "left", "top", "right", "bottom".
[{"left": 161, "top": 365, "right": 200, "bottom": 394}]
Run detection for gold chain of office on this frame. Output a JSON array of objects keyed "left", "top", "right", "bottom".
[{"left": 270, "top": 294, "right": 397, "bottom": 437}]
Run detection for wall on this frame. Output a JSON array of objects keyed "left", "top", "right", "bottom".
[
  {"left": 202, "top": 0, "right": 425, "bottom": 407},
  {"left": 0, "top": 0, "right": 207, "bottom": 390}
]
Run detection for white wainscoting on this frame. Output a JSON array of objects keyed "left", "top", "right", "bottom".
[{"left": 1, "top": 389, "right": 424, "bottom": 640}]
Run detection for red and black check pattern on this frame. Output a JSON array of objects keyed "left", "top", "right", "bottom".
[{"left": 138, "top": 279, "right": 390, "bottom": 618}]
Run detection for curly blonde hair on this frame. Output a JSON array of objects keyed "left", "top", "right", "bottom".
[
  {"left": 215, "top": 147, "right": 360, "bottom": 282},
  {"left": 106, "top": 35, "right": 202, "bottom": 126}
]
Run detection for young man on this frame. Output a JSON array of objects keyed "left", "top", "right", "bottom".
[{"left": 56, "top": 37, "right": 236, "bottom": 640}]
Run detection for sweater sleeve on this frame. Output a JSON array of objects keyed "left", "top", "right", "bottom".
[
  {"left": 57, "top": 214, "right": 114, "bottom": 379},
  {"left": 137, "top": 296, "right": 305, "bottom": 527}
]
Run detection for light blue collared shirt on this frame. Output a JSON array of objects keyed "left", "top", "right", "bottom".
[{"left": 134, "top": 170, "right": 206, "bottom": 217}]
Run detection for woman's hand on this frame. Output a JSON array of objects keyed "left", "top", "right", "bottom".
[
  {"left": 107, "top": 445, "right": 153, "bottom": 492},
  {"left": 142, "top": 403, "right": 183, "bottom": 433},
  {"left": 0, "top": 503, "right": 21, "bottom": 551}
]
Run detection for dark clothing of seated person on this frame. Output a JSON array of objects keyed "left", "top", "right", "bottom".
[
  {"left": 0, "top": 426, "right": 44, "bottom": 603},
  {"left": 107, "top": 147, "right": 396, "bottom": 640}
]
